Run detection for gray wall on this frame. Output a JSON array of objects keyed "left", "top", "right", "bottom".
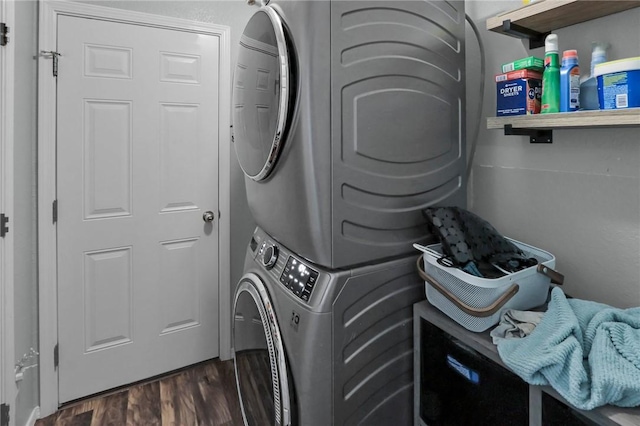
[
  {"left": 466, "top": 2, "right": 640, "bottom": 308},
  {"left": 13, "top": 1, "right": 40, "bottom": 425}
]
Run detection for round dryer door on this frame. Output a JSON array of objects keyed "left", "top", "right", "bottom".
[
  {"left": 232, "top": 7, "right": 294, "bottom": 181},
  {"left": 233, "top": 273, "right": 294, "bottom": 426}
]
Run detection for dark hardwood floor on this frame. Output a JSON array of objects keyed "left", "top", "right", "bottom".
[
  {"left": 36, "top": 358, "right": 245, "bottom": 426},
  {"left": 234, "top": 350, "right": 273, "bottom": 426}
]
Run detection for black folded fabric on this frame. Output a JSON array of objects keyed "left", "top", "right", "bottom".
[{"left": 424, "top": 207, "right": 537, "bottom": 278}]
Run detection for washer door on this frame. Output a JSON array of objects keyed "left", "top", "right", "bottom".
[
  {"left": 232, "top": 6, "right": 293, "bottom": 181},
  {"left": 233, "top": 273, "right": 294, "bottom": 426}
]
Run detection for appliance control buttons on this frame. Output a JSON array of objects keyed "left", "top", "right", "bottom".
[
  {"left": 280, "top": 256, "right": 318, "bottom": 302},
  {"left": 262, "top": 244, "right": 279, "bottom": 269}
]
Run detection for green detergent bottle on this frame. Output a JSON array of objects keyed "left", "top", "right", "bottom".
[{"left": 541, "top": 34, "right": 560, "bottom": 113}]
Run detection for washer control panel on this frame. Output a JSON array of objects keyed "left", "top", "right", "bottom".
[{"left": 279, "top": 256, "right": 318, "bottom": 302}]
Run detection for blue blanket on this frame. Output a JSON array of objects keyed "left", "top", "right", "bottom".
[{"left": 496, "top": 287, "right": 640, "bottom": 410}]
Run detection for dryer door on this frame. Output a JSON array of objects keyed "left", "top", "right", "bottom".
[
  {"left": 233, "top": 273, "right": 294, "bottom": 426},
  {"left": 232, "top": 6, "right": 294, "bottom": 181}
]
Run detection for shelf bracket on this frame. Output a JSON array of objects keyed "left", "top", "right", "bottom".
[
  {"left": 501, "top": 19, "right": 550, "bottom": 50},
  {"left": 504, "top": 124, "right": 553, "bottom": 143}
]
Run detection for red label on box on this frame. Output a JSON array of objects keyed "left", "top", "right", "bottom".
[{"left": 495, "top": 69, "right": 543, "bottom": 83}]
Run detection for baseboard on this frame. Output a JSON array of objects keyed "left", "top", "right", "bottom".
[{"left": 25, "top": 406, "right": 40, "bottom": 426}]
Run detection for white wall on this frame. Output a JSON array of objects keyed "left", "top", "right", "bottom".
[
  {"left": 466, "top": 1, "right": 640, "bottom": 308},
  {"left": 13, "top": 1, "right": 40, "bottom": 425}
]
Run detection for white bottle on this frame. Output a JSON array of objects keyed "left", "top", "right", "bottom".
[{"left": 579, "top": 42, "right": 609, "bottom": 110}]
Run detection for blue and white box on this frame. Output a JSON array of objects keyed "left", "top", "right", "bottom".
[{"left": 496, "top": 78, "right": 542, "bottom": 116}]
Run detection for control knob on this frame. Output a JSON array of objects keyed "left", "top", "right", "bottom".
[{"left": 261, "top": 244, "right": 279, "bottom": 269}]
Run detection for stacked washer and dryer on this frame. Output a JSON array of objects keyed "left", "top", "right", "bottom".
[{"left": 231, "top": 1, "right": 466, "bottom": 425}]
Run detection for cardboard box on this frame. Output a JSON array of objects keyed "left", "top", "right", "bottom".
[
  {"left": 501, "top": 56, "right": 544, "bottom": 73},
  {"left": 496, "top": 78, "right": 542, "bottom": 116},
  {"left": 495, "top": 69, "right": 543, "bottom": 83}
]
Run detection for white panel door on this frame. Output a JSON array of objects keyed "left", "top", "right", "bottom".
[{"left": 57, "top": 15, "right": 220, "bottom": 403}]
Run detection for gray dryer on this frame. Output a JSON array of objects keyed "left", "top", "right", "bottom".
[
  {"left": 233, "top": 0, "right": 467, "bottom": 269},
  {"left": 233, "top": 227, "right": 425, "bottom": 426}
]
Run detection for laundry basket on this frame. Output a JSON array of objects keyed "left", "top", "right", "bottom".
[{"left": 415, "top": 238, "right": 563, "bottom": 332}]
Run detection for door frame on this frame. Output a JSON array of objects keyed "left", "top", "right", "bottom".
[
  {"left": 0, "top": 0, "right": 15, "bottom": 420},
  {"left": 38, "top": 0, "right": 231, "bottom": 416}
]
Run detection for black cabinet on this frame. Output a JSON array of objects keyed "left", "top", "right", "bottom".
[
  {"left": 414, "top": 301, "right": 640, "bottom": 426},
  {"left": 541, "top": 393, "right": 598, "bottom": 426},
  {"left": 418, "top": 318, "right": 529, "bottom": 425}
]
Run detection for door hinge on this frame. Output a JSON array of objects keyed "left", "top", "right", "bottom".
[
  {"left": 53, "top": 343, "right": 59, "bottom": 369},
  {"left": 0, "top": 23, "right": 9, "bottom": 46},
  {"left": 0, "top": 214, "right": 8, "bottom": 238},
  {"left": 40, "top": 50, "right": 61, "bottom": 77},
  {"left": 52, "top": 200, "right": 58, "bottom": 224},
  {"left": 0, "top": 403, "right": 9, "bottom": 426}
]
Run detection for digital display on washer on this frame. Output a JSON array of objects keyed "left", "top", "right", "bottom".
[{"left": 279, "top": 256, "right": 318, "bottom": 302}]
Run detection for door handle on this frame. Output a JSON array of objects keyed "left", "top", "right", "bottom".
[{"left": 203, "top": 211, "right": 215, "bottom": 223}]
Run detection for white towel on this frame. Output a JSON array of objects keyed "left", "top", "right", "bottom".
[{"left": 490, "top": 309, "right": 544, "bottom": 344}]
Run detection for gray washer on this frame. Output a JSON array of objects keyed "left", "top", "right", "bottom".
[
  {"left": 232, "top": 1, "right": 467, "bottom": 269},
  {"left": 233, "top": 227, "right": 425, "bottom": 426}
]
